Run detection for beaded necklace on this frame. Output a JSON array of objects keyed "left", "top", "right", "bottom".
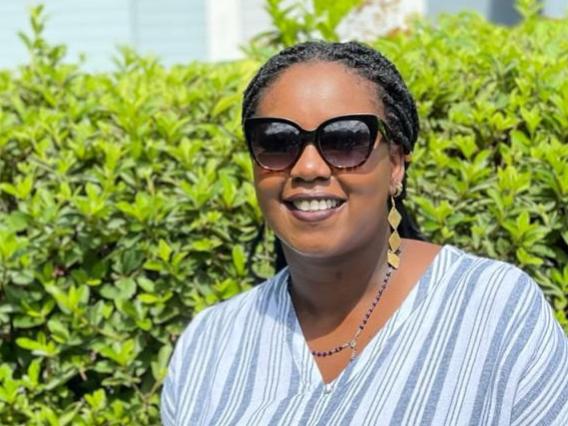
[{"left": 289, "top": 253, "right": 397, "bottom": 362}]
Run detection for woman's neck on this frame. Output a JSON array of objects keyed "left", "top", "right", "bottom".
[{"left": 284, "top": 228, "right": 392, "bottom": 322}]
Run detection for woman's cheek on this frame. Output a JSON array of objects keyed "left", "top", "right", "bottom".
[{"left": 254, "top": 177, "right": 286, "bottom": 221}]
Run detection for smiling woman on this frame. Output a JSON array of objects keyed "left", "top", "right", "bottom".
[{"left": 161, "top": 41, "right": 568, "bottom": 425}]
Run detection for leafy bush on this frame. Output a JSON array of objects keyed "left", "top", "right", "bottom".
[
  {"left": 249, "top": 0, "right": 363, "bottom": 48},
  {"left": 0, "top": 2, "right": 566, "bottom": 424},
  {"left": 0, "top": 7, "right": 263, "bottom": 424},
  {"left": 392, "top": 7, "right": 568, "bottom": 326}
]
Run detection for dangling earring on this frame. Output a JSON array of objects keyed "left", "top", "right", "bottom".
[{"left": 387, "top": 183, "right": 403, "bottom": 269}]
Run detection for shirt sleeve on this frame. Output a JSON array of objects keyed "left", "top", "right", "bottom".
[
  {"left": 161, "top": 369, "right": 177, "bottom": 426},
  {"left": 510, "top": 277, "right": 568, "bottom": 426},
  {"left": 160, "top": 307, "right": 212, "bottom": 426}
]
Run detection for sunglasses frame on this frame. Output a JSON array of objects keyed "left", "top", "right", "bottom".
[{"left": 244, "top": 114, "right": 391, "bottom": 171}]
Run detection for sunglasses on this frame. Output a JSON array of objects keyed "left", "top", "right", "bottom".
[{"left": 244, "top": 114, "right": 390, "bottom": 171}]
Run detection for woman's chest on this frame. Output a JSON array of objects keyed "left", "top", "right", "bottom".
[{"left": 175, "top": 324, "right": 517, "bottom": 426}]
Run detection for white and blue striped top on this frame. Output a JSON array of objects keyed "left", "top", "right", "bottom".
[{"left": 161, "top": 245, "right": 568, "bottom": 425}]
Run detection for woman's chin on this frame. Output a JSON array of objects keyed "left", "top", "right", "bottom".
[{"left": 280, "top": 237, "right": 347, "bottom": 261}]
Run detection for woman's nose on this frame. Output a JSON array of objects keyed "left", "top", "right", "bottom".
[{"left": 289, "top": 143, "right": 332, "bottom": 182}]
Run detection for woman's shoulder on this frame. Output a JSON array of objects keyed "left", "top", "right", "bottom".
[
  {"left": 436, "top": 244, "right": 557, "bottom": 327},
  {"left": 427, "top": 244, "right": 566, "bottom": 363},
  {"left": 414, "top": 243, "right": 550, "bottom": 324},
  {"left": 436, "top": 243, "right": 538, "bottom": 287},
  {"left": 398, "top": 239, "right": 525, "bottom": 291},
  {"left": 174, "top": 268, "right": 290, "bottom": 347},
  {"left": 404, "top": 241, "right": 538, "bottom": 295},
  {"left": 402, "top": 239, "right": 536, "bottom": 290}
]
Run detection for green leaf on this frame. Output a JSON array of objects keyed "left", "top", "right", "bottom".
[
  {"left": 520, "top": 106, "right": 541, "bottom": 135},
  {"left": 13, "top": 315, "right": 45, "bottom": 329},
  {"left": 47, "top": 318, "right": 70, "bottom": 343},
  {"left": 16, "top": 333, "right": 59, "bottom": 357},
  {"left": 101, "top": 278, "right": 136, "bottom": 301},
  {"left": 516, "top": 247, "right": 544, "bottom": 266},
  {"left": 211, "top": 94, "right": 241, "bottom": 117},
  {"left": 151, "top": 343, "right": 173, "bottom": 381},
  {"left": 158, "top": 239, "right": 172, "bottom": 262},
  {"left": 120, "top": 250, "right": 145, "bottom": 275},
  {"left": 313, "top": 0, "right": 363, "bottom": 30},
  {"left": 232, "top": 245, "right": 246, "bottom": 276},
  {"left": 24, "top": 359, "right": 42, "bottom": 389},
  {"left": 85, "top": 389, "right": 107, "bottom": 411},
  {"left": 191, "top": 238, "right": 221, "bottom": 252},
  {"left": 4, "top": 212, "right": 30, "bottom": 232},
  {"left": 137, "top": 276, "right": 156, "bottom": 292}
]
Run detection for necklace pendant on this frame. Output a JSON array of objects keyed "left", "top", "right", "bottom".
[
  {"left": 350, "top": 348, "right": 357, "bottom": 361},
  {"left": 349, "top": 339, "right": 357, "bottom": 349}
]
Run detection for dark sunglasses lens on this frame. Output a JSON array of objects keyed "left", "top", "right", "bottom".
[
  {"left": 249, "top": 122, "right": 301, "bottom": 170},
  {"left": 319, "top": 120, "right": 372, "bottom": 168}
]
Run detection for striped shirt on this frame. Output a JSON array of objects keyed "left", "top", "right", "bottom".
[{"left": 161, "top": 245, "right": 568, "bottom": 425}]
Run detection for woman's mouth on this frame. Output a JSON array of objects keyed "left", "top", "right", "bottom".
[
  {"left": 290, "top": 198, "right": 341, "bottom": 211},
  {"left": 284, "top": 198, "right": 345, "bottom": 222}
]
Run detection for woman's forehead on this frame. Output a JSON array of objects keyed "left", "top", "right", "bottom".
[{"left": 255, "top": 61, "right": 383, "bottom": 125}]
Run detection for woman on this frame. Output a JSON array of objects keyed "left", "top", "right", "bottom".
[{"left": 161, "top": 41, "right": 568, "bottom": 425}]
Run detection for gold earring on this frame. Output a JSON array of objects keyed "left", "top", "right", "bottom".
[{"left": 387, "top": 184, "right": 403, "bottom": 269}]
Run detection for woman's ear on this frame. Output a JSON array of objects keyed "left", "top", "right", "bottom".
[{"left": 389, "top": 144, "right": 405, "bottom": 195}]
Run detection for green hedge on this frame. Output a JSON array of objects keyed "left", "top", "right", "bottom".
[{"left": 0, "top": 5, "right": 567, "bottom": 425}]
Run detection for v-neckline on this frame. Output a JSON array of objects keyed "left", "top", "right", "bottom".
[{"left": 282, "top": 244, "right": 458, "bottom": 391}]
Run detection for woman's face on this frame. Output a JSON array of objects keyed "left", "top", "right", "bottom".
[{"left": 252, "top": 61, "right": 404, "bottom": 260}]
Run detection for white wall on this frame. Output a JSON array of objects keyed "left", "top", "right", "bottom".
[
  {"left": 544, "top": 0, "right": 568, "bottom": 16},
  {"left": 134, "top": 0, "right": 207, "bottom": 64},
  {"left": 206, "top": 0, "right": 242, "bottom": 61},
  {"left": 241, "top": 0, "right": 273, "bottom": 45},
  {"left": 0, "top": 0, "right": 207, "bottom": 71},
  {"left": 0, "top": 2, "right": 29, "bottom": 68},
  {"left": 205, "top": 0, "right": 272, "bottom": 61},
  {"left": 45, "top": 0, "right": 131, "bottom": 67}
]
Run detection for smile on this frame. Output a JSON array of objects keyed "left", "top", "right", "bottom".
[
  {"left": 284, "top": 197, "right": 346, "bottom": 223},
  {"left": 291, "top": 198, "right": 341, "bottom": 212}
]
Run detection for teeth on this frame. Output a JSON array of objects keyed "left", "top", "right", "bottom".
[
  {"left": 297, "top": 200, "right": 311, "bottom": 211},
  {"left": 292, "top": 199, "right": 340, "bottom": 212}
]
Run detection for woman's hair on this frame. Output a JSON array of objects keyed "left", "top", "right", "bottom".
[{"left": 242, "top": 41, "right": 424, "bottom": 275}]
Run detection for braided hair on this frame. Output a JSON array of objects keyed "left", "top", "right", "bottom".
[{"left": 242, "top": 41, "right": 424, "bottom": 275}]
